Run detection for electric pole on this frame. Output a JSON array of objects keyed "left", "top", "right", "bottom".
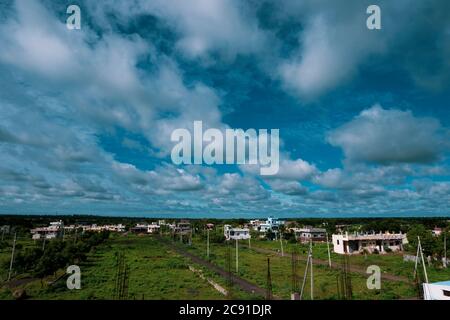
[
  {"left": 444, "top": 233, "right": 447, "bottom": 268},
  {"left": 8, "top": 232, "right": 17, "bottom": 282},
  {"left": 235, "top": 238, "right": 239, "bottom": 273},
  {"left": 310, "top": 240, "right": 314, "bottom": 300},
  {"left": 326, "top": 233, "right": 332, "bottom": 268},
  {"left": 207, "top": 229, "right": 210, "bottom": 259},
  {"left": 280, "top": 233, "right": 284, "bottom": 257}
]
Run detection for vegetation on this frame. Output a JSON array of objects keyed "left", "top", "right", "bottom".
[{"left": 0, "top": 216, "right": 449, "bottom": 300}]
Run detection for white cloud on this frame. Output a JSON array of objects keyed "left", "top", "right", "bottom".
[{"left": 328, "top": 105, "right": 447, "bottom": 164}]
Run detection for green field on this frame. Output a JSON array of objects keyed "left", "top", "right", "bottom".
[
  {"left": 0, "top": 235, "right": 250, "bottom": 300},
  {"left": 1, "top": 231, "right": 448, "bottom": 300}
]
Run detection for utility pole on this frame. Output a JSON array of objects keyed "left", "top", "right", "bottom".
[
  {"left": 8, "top": 232, "right": 17, "bottom": 282},
  {"left": 266, "top": 258, "right": 273, "bottom": 300},
  {"left": 206, "top": 229, "right": 210, "bottom": 259},
  {"left": 235, "top": 238, "right": 239, "bottom": 274},
  {"left": 415, "top": 236, "right": 429, "bottom": 283},
  {"left": 299, "top": 240, "right": 314, "bottom": 300},
  {"left": 1, "top": 228, "right": 5, "bottom": 241},
  {"left": 248, "top": 237, "right": 251, "bottom": 250},
  {"left": 42, "top": 237, "right": 46, "bottom": 251},
  {"left": 280, "top": 233, "right": 284, "bottom": 257},
  {"left": 326, "top": 233, "right": 332, "bottom": 268},
  {"left": 444, "top": 233, "right": 447, "bottom": 268},
  {"left": 310, "top": 240, "right": 314, "bottom": 300}
]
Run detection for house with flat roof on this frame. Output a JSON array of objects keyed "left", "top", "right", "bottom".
[
  {"left": 332, "top": 232, "right": 408, "bottom": 254},
  {"left": 131, "top": 223, "right": 160, "bottom": 234},
  {"left": 258, "top": 216, "right": 284, "bottom": 233},
  {"left": 294, "top": 227, "right": 327, "bottom": 243},
  {"left": 31, "top": 220, "right": 64, "bottom": 240},
  {"left": 224, "top": 225, "right": 251, "bottom": 240}
]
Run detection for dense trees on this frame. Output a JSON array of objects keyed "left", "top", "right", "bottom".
[
  {"left": 407, "top": 224, "right": 449, "bottom": 258},
  {"left": 4, "top": 231, "right": 110, "bottom": 278}
]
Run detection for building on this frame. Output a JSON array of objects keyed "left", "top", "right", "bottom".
[
  {"left": 258, "top": 216, "right": 285, "bottom": 233},
  {"left": 432, "top": 227, "right": 443, "bottom": 237},
  {"left": 249, "top": 220, "right": 263, "bottom": 231},
  {"left": 423, "top": 281, "right": 450, "bottom": 300},
  {"left": 224, "top": 225, "right": 251, "bottom": 240},
  {"left": 173, "top": 222, "right": 191, "bottom": 235},
  {"left": 131, "top": 223, "right": 160, "bottom": 234},
  {"left": 332, "top": 232, "right": 408, "bottom": 254},
  {"left": 294, "top": 227, "right": 327, "bottom": 243},
  {"left": 82, "top": 224, "right": 125, "bottom": 233},
  {"left": 31, "top": 220, "right": 64, "bottom": 240}
]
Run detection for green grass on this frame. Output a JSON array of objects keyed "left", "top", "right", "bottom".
[
  {"left": 180, "top": 235, "right": 418, "bottom": 300},
  {"left": 3, "top": 233, "right": 448, "bottom": 300},
  {"left": 0, "top": 235, "right": 236, "bottom": 300},
  {"left": 246, "top": 238, "right": 450, "bottom": 282}
]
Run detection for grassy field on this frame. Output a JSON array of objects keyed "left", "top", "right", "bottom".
[
  {"left": 2, "top": 231, "right": 449, "bottom": 300},
  {"left": 0, "top": 234, "right": 252, "bottom": 300},
  {"left": 245, "top": 238, "right": 450, "bottom": 282},
  {"left": 176, "top": 234, "right": 418, "bottom": 300}
]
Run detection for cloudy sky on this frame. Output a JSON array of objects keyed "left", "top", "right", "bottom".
[{"left": 0, "top": 0, "right": 450, "bottom": 218}]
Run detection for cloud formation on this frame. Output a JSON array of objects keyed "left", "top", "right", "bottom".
[
  {"left": 0, "top": 0, "right": 449, "bottom": 217},
  {"left": 328, "top": 105, "right": 447, "bottom": 164}
]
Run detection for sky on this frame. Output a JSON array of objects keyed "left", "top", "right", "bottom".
[{"left": 0, "top": 0, "right": 450, "bottom": 218}]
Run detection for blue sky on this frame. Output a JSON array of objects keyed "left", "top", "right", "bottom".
[{"left": 0, "top": 0, "right": 450, "bottom": 218}]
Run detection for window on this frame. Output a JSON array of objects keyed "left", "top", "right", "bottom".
[
  {"left": 443, "top": 290, "right": 450, "bottom": 297},
  {"left": 337, "top": 240, "right": 340, "bottom": 245}
]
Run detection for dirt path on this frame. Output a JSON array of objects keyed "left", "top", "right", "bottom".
[
  {"left": 244, "top": 245, "right": 411, "bottom": 283},
  {"left": 158, "top": 238, "right": 276, "bottom": 299}
]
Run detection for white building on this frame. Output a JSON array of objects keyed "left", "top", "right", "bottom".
[
  {"left": 259, "top": 217, "right": 284, "bottom": 233},
  {"left": 249, "top": 220, "right": 263, "bottom": 231},
  {"left": 83, "top": 224, "right": 125, "bottom": 233},
  {"left": 131, "top": 223, "right": 160, "bottom": 234},
  {"left": 423, "top": 281, "right": 450, "bottom": 300},
  {"left": 432, "top": 227, "right": 443, "bottom": 237},
  {"left": 224, "top": 225, "right": 251, "bottom": 240},
  {"left": 332, "top": 232, "right": 408, "bottom": 254},
  {"left": 31, "top": 220, "right": 64, "bottom": 240}
]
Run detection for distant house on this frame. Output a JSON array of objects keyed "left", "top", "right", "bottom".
[
  {"left": 432, "top": 227, "right": 443, "bottom": 237},
  {"left": 131, "top": 223, "right": 160, "bottom": 234},
  {"left": 249, "top": 220, "right": 263, "bottom": 231},
  {"left": 224, "top": 225, "right": 251, "bottom": 240},
  {"left": 332, "top": 232, "right": 408, "bottom": 254},
  {"left": 258, "top": 217, "right": 284, "bottom": 233},
  {"left": 83, "top": 224, "right": 125, "bottom": 233},
  {"left": 173, "top": 222, "right": 191, "bottom": 235},
  {"left": 31, "top": 220, "right": 64, "bottom": 240},
  {"left": 294, "top": 227, "right": 327, "bottom": 243}
]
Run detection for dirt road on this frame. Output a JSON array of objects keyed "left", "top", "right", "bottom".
[{"left": 159, "top": 238, "right": 276, "bottom": 299}]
